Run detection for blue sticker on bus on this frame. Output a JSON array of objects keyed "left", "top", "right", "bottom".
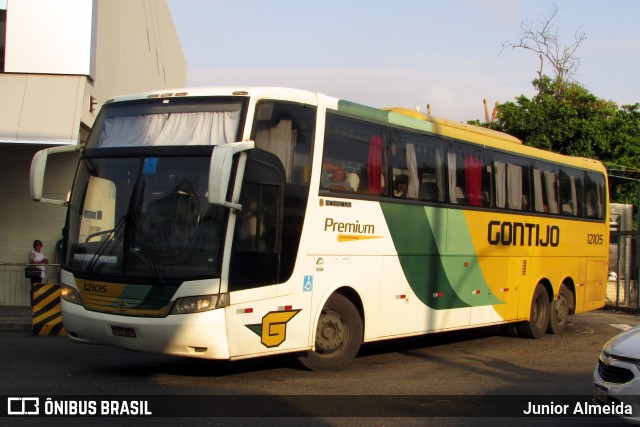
[
  {"left": 143, "top": 158, "right": 159, "bottom": 174},
  {"left": 303, "top": 275, "right": 313, "bottom": 292}
]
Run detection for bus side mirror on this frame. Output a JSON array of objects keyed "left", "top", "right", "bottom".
[
  {"left": 208, "top": 141, "right": 255, "bottom": 209},
  {"left": 30, "top": 145, "right": 80, "bottom": 205}
]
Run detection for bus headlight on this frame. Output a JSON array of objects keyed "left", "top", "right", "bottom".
[
  {"left": 170, "top": 293, "right": 229, "bottom": 314},
  {"left": 60, "top": 284, "right": 83, "bottom": 305}
]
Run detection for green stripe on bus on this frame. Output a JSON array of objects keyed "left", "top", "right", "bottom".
[
  {"left": 380, "top": 203, "right": 469, "bottom": 309},
  {"left": 337, "top": 100, "right": 435, "bottom": 133},
  {"left": 381, "top": 203, "right": 502, "bottom": 309},
  {"left": 387, "top": 112, "right": 435, "bottom": 133},
  {"left": 337, "top": 100, "right": 390, "bottom": 123},
  {"left": 425, "top": 208, "right": 502, "bottom": 307},
  {"left": 114, "top": 284, "right": 178, "bottom": 309}
]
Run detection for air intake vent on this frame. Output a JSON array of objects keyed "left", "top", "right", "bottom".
[{"left": 598, "top": 360, "right": 635, "bottom": 384}]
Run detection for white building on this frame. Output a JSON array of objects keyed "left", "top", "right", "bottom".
[{"left": 0, "top": 0, "right": 186, "bottom": 268}]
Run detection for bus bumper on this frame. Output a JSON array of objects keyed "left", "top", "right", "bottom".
[{"left": 61, "top": 300, "right": 230, "bottom": 359}]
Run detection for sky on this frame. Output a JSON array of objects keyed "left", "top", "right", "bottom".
[{"left": 166, "top": 0, "right": 640, "bottom": 122}]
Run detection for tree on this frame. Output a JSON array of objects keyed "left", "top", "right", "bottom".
[
  {"left": 501, "top": 5, "right": 586, "bottom": 92},
  {"left": 476, "top": 6, "right": 640, "bottom": 206},
  {"left": 485, "top": 76, "right": 640, "bottom": 205},
  {"left": 494, "top": 76, "right": 640, "bottom": 161}
]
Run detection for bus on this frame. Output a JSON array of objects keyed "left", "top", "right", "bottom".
[{"left": 30, "top": 87, "right": 609, "bottom": 370}]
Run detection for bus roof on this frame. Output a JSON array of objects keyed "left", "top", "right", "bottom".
[
  {"left": 104, "top": 86, "right": 320, "bottom": 105},
  {"left": 383, "top": 107, "right": 522, "bottom": 145}
]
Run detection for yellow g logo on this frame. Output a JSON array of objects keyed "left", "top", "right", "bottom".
[{"left": 246, "top": 309, "right": 301, "bottom": 348}]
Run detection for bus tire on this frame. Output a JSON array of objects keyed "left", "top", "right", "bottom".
[
  {"left": 548, "top": 285, "right": 571, "bottom": 334},
  {"left": 516, "top": 283, "right": 549, "bottom": 339},
  {"left": 298, "top": 293, "right": 363, "bottom": 371}
]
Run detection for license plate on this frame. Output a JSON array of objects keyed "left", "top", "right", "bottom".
[
  {"left": 593, "top": 383, "right": 609, "bottom": 404},
  {"left": 111, "top": 325, "right": 137, "bottom": 338}
]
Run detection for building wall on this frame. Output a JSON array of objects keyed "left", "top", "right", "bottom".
[
  {"left": 4, "top": 0, "right": 97, "bottom": 77},
  {"left": 82, "top": 0, "right": 187, "bottom": 128},
  {"left": 0, "top": 0, "right": 185, "bottom": 277},
  {"left": 0, "top": 75, "right": 85, "bottom": 145},
  {"left": 0, "top": 145, "right": 78, "bottom": 264}
]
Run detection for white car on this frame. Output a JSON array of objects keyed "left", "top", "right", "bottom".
[{"left": 593, "top": 324, "right": 640, "bottom": 424}]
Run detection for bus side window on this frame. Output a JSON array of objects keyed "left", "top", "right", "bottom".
[
  {"left": 419, "top": 179, "right": 439, "bottom": 201},
  {"left": 585, "top": 172, "right": 605, "bottom": 219},
  {"left": 533, "top": 167, "right": 559, "bottom": 214},
  {"left": 447, "top": 149, "right": 490, "bottom": 207},
  {"left": 255, "top": 119, "right": 295, "bottom": 181},
  {"left": 447, "top": 151, "right": 463, "bottom": 204},
  {"left": 321, "top": 162, "right": 359, "bottom": 192},
  {"left": 390, "top": 130, "right": 448, "bottom": 202},
  {"left": 253, "top": 101, "right": 316, "bottom": 185},
  {"left": 495, "top": 158, "right": 528, "bottom": 211},
  {"left": 559, "top": 168, "right": 583, "bottom": 217},
  {"left": 322, "top": 114, "right": 387, "bottom": 196},
  {"left": 389, "top": 134, "right": 414, "bottom": 199}
]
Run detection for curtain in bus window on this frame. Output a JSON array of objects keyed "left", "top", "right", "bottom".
[
  {"left": 507, "top": 164, "right": 523, "bottom": 210},
  {"left": 596, "top": 185, "right": 606, "bottom": 219},
  {"left": 495, "top": 162, "right": 506, "bottom": 208},
  {"left": 99, "top": 111, "right": 240, "bottom": 147},
  {"left": 447, "top": 152, "right": 457, "bottom": 203},
  {"left": 406, "top": 144, "right": 419, "bottom": 198},
  {"left": 255, "top": 119, "right": 295, "bottom": 181},
  {"left": 585, "top": 174, "right": 604, "bottom": 219},
  {"left": 567, "top": 176, "right": 578, "bottom": 215},
  {"left": 465, "top": 155, "right": 482, "bottom": 206},
  {"left": 533, "top": 169, "right": 544, "bottom": 212},
  {"left": 368, "top": 135, "right": 383, "bottom": 194},
  {"left": 436, "top": 149, "right": 445, "bottom": 201},
  {"left": 155, "top": 111, "right": 240, "bottom": 146},
  {"left": 544, "top": 171, "right": 559, "bottom": 213},
  {"left": 596, "top": 183, "right": 603, "bottom": 218},
  {"left": 572, "top": 176, "right": 579, "bottom": 215},
  {"left": 585, "top": 189, "right": 596, "bottom": 218},
  {"left": 100, "top": 114, "right": 168, "bottom": 147}
]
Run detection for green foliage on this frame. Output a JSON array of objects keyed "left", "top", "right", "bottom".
[{"left": 474, "top": 75, "right": 640, "bottom": 205}]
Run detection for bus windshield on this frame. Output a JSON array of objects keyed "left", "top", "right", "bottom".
[
  {"left": 66, "top": 155, "right": 227, "bottom": 282},
  {"left": 64, "top": 97, "right": 246, "bottom": 282}
]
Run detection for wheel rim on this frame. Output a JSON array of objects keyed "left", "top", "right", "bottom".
[
  {"left": 315, "top": 309, "right": 348, "bottom": 355},
  {"left": 555, "top": 294, "right": 568, "bottom": 323},
  {"left": 532, "top": 296, "right": 546, "bottom": 327}
]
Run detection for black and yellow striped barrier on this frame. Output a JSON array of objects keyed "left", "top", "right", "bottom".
[{"left": 31, "top": 283, "right": 66, "bottom": 336}]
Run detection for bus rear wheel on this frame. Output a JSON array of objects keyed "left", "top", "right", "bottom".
[
  {"left": 298, "top": 293, "right": 363, "bottom": 371},
  {"left": 516, "top": 283, "right": 549, "bottom": 339},
  {"left": 548, "top": 285, "right": 571, "bottom": 334}
]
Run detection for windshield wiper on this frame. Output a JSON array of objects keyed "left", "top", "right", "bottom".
[
  {"left": 126, "top": 180, "right": 165, "bottom": 283},
  {"left": 85, "top": 216, "right": 126, "bottom": 275}
]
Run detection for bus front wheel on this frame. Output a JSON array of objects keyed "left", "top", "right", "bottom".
[
  {"left": 298, "top": 293, "right": 363, "bottom": 371},
  {"left": 516, "top": 283, "right": 550, "bottom": 339}
]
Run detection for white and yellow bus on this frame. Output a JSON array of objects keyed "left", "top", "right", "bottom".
[{"left": 31, "top": 87, "right": 609, "bottom": 370}]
